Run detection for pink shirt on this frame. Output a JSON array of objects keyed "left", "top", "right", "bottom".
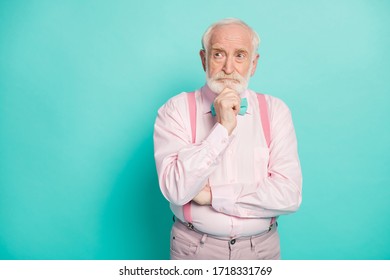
[{"left": 154, "top": 85, "right": 302, "bottom": 238}]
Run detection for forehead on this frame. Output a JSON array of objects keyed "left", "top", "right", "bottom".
[{"left": 209, "top": 24, "right": 253, "bottom": 51}]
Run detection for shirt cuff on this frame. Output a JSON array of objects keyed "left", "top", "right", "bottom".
[
  {"left": 211, "top": 183, "right": 238, "bottom": 215},
  {"left": 204, "top": 123, "right": 233, "bottom": 157}
]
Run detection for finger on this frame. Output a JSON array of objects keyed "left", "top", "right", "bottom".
[
  {"left": 220, "top": 87, "right": 239, "bottom": 96},
  {"left": 215, "top": 92, "right": 240, "bottom": 106},
  {"left": 220, "top": 87, "right": 233, "bottom": 95}
]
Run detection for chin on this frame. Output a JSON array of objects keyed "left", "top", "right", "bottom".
[
  {"left": 207, "top": 80, "right": 247, "bottom": 94},
  {"left": 207, "top": 81, "right": 224, "bottom": 94}
]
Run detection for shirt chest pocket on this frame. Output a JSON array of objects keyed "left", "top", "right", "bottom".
[{"left": 253, "top": 146, "right": 270, "bottom": 182}]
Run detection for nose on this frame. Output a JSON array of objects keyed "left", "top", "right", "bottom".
[{"left": 222, "top": 56, "right": 234, "bottom": 75}]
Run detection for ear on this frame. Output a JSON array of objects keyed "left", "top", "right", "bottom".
[
  {"left": 199, "top": 49, "right": 207, "bottom": 72},
  {"left": 250, "top": 53, "right": 260, "bottom": 76}
]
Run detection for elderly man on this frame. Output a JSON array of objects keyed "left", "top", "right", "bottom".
[{"left": 154, "top": 18, "right": 302, "bottom": 260}]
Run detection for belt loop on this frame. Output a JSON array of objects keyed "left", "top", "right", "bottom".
[
  {"left": 200, "top": 234, "right": 207, "bottom": 247},
  {"left": 250, "top": 237, "right": 255, "bottom": 251}
]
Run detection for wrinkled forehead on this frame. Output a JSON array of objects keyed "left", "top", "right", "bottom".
[{"left": 209, "top": 24, "right": 253, "bottom": 51}]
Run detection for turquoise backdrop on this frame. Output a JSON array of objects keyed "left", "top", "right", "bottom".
[{"left": 1, "top": 0, "right": 389, "bottom": 260}]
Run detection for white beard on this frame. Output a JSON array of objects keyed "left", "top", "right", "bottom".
[{"left": 206, "top": 65, "right": 252, "bottom": 95}]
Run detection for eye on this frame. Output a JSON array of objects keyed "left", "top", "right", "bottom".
[
  {"left": 236, "top": 52, "right": 247, "bottom": 60},
  {"left": 212, "top": 51, "right": 225, "bottom": 59}
]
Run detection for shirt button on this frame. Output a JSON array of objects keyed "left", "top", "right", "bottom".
[{"left": 230, "top": 239, "right": 236, "bottom": 245}]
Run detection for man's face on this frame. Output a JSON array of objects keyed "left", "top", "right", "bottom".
[{"left": 200, "top": 24, "right": 259, "bottom": 94}]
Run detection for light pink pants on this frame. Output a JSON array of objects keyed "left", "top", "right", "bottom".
[{"left": 170, "top": 221, "right": 281, "bottom": 260}]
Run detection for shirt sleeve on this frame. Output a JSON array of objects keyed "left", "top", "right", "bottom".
[
  {"left": 154, "top": 93, "right": 232, "bottom": 206},
  {"left": 211, "top": 97, "right": 302, "bottom": 218}
]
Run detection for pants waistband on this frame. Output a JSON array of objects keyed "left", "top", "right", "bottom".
[{"left": 174, "top": 216, "right": 277, "bottom": 245}]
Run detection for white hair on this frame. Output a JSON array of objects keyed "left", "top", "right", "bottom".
[{"left": 201, "top": 18, "right": 260, "bottom": 55}]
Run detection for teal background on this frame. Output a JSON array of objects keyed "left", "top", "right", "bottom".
[{"left": 0, "top": 0, "right": 389, "bottom": 260}]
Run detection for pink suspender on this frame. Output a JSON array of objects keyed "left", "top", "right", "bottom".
[
  {"left": 183, "top": 92, "right": 197, "bottom": 223},
  {"left": 257, "top": 94, "right": 270, "bottom": 148},
  {"left": 257, "top": 94, "right": 276, "bottom": 226},
  {"left": 184, "top": 91, "right": 275, "bottom": 226},
  {"left": 187, "top": 91, "right": 197, "bottom": 144}
]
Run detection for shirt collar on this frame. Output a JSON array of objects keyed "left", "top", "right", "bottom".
[{"left": 200, "top": 84, "right": 252, "bottom": 115}]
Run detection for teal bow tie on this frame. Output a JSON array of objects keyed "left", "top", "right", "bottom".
[{"left": 210, "top": 98, "right": 248, "bottom": 116}]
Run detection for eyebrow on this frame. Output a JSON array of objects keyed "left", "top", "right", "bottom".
[
  {"left": 235, "top": 48, "right": 249, "bottom": 54},
  {"left": 211, "top": 47, "right": 226, "bottom": 53},
  {"left": 210, "top": 47, "right": 249, "bottom": 54}
]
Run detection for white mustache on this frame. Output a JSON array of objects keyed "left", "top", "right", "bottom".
[{"left": 211, "top": 72, "right": 245, "bottom": 83}]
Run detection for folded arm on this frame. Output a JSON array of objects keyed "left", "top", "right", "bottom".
[
  {"left": 211, "top": 98, "right": 303, "bottom": 218},
  {"left": 153, "top": 95, "right": 232, "bottom": 205}
]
